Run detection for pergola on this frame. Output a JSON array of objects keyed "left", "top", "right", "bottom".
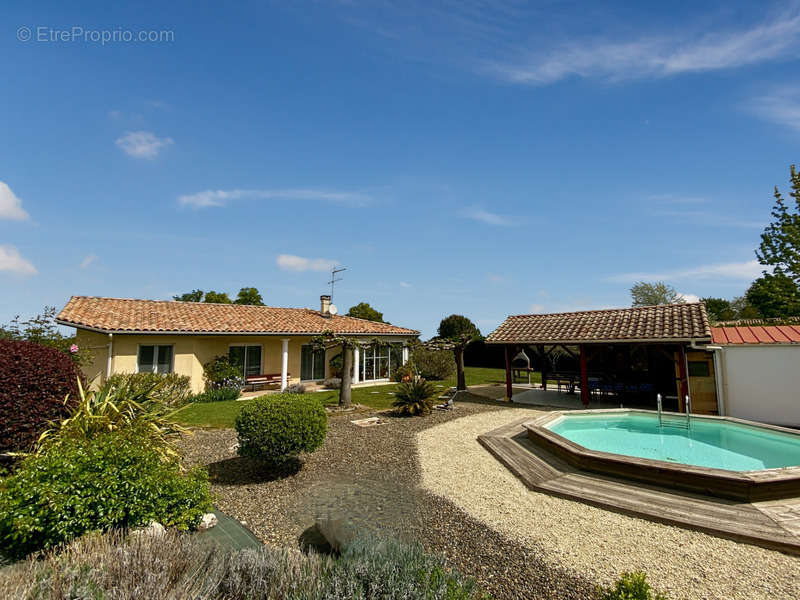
[{"left": 485, "top": 303, "right": 712, "bottom": 408}]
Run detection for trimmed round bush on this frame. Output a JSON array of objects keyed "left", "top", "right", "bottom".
[
  {"left": 0, "top": 426, "right": 212, "bottom": 560},
  {"left": 0, "top": 339, "right": 82, "bottom": 452},
  {"left": 235, "top": 393, "right": 327, "bottom": 465}
]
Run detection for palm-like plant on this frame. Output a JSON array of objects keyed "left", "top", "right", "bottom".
[
  {"left": 392, "top": 378, "right": 438, "bottom": 416},
  {"left": 37, "top": 377, "right": 187, "bottom": 459}
]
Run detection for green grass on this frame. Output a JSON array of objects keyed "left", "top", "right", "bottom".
[{"left": 172, "top": 366, "right": 521, "bottom": 428}]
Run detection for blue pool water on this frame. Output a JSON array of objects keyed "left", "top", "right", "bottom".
[{"left": 546, "top": 413, "right": 800, "bottom": 471}]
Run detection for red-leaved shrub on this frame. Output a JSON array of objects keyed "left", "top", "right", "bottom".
[{"left": 0, "top": 340, "right": 81, "bottom": 452}]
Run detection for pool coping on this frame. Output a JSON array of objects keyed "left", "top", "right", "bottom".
[
  {"left": 526, "top": 409, "right": 800, "bottom": 502},
  {"left": 477, "top": 416, "right": 800, "bottom": 556}
]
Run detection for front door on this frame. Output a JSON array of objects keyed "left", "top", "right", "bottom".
[
  {"left": 301, "top": 345, "right": 325, "bottom": 381},
  {"left": 686, "top": 350, "right": 718, "bottom": 414}
]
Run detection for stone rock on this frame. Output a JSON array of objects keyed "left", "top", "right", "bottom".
[
  {"left": 198, "top": 512, "right": 218, "bottom": 531},
  {"left": 131, "top": 520, "right": 166, "bottom": 538}
]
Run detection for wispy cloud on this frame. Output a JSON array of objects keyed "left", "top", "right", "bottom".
[
  {"left": 399, "top": 281, "right": 412, "bottom": 288},
  {"left": 276, "top": 254, "right": 338, "bottom": 272},
  {"left": 747, "top": 85, "right": 800, "bottom": 132},
  {"left": 678, "top": 293, "right": 701, "bottom": 303},
  {"left": 485, "top": 9, "right": 800, "bottom": 84},
  {"left": 116, "top": 131, "right": 174, "bottom": 159},
  {"left": 0, "top": 245, "right": 37, "bottom": 275},
  {"left": 0, "top": 182, "right": 29, "bottom": 220},
  {"left": 461, "top": 205, "right": 514, "bottom": 226},
  {"left": 80, "top": 254, "right": 98, "bottom": 269},
  {"left": 178, "top": 188, "right": 371, "bottom": 209},
  {"left": 647, "top": 194, "right": 764, "bottom": 228},
  {"left": 607, "top": 259, "right": 765, "bottom": 283}
]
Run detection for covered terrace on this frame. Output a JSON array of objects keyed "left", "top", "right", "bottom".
[{"left": 485, "top": 303, "right": 714, "bottom": 412}]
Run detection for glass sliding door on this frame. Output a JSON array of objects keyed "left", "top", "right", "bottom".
[
  {"left": 360, "top": 344, "right": 394, "bottom": 381},
  {"left": 229, "top": 345, "right": 262, "bottom": 377},
  {"left": 301, "top": 345, "right": 325, "bottom": 381}
]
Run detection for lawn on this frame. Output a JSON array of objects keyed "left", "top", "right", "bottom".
[{"left": 172, "top": 366, "right": 535, "bottom": 428}]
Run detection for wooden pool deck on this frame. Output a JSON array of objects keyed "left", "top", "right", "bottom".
[{"left": 478, "top": 417, "right": 800, "bottom": 555}]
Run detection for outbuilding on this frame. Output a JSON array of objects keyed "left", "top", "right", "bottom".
[{"left": 710, "top": 325, "right": 800, "bottom": 427}]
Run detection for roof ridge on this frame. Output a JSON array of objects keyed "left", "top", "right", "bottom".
[
  {"left": 70, "top": 295, "right": 301, "bottom": 311},
  {"left": 506, "top": 302, "right": 704, "bottom": 319}
]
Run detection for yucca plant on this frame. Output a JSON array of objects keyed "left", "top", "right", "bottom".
[
  {"left": 37, "top": 377, "right": 188, "bottom": 459},
  {"left": 392, "top": 377, "right": 438, "bottom": 416}
]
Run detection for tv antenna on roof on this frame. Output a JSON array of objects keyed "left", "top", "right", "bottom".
[{"left": 328, "top": 266, "right": 346, "bottom": 303}]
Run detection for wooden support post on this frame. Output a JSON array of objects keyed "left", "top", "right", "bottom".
[
  {"left": 580, "top": 344, "right": 589, "bottom": 407},
  {"left": 504, "top": 345, "right": 513, "bottom": 402},
  {"left": 678, "top": 344, "right": 689, "bottom": 412},
  {"left": 538, "top": 344, "right": 547, "bottom": 390}
]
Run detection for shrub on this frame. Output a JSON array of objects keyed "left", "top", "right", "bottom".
[
  {"left": 599, "top": 571, "right": 668, "bottom": 600},
  {"left": 393, "top": 378, "right": 438, "bottom": 416},
  {"left": 0, "top": 426, "right": 212, "bottom": 560},
  {"left": 203, "top": 355, "right": 245, "bottom": 390},
  {"left": 107, "top": 372, "right": 192, "bottom": 407},
  {"left": 0, "top": 530, "right": 488, "bottom": 600},
  {"left": 0, "top": 339, "right": 81, "bottom": 452},
  {"left": 285, "top": 382, "right": 306, "bottom": 394},
  {"left": 325, "top": 534, "right": 487, "bottom": 599},
  {"left": 235, "top": 393, "right": 327, "bottom": 466},
  {"left": 392, "top": 362, "right": 415, "bottom": 382},
  {"left": 189, "top": 386, "right": 241, "bottom": 404},
  {"left": 410, "top": 347, "right": 454, "bottom": 380},
  {"left": 323, "top": 377, "right": 342, "bottom": 389},
  {"left": 38, "top": 378, "right": 186, "bottom": 460}
]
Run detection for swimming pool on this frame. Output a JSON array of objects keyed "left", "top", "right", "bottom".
[
  {"left": 524, "top": 409, "right": 800, "bottom": 501},
  {"left": 546, "top": 412, "right": 800, "bottom": 471}
]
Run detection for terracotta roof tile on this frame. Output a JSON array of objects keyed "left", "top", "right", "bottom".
[
  {"left": 56, "top": 296, "right": 419, "bottom": 336},
  {"left": 486, "top": 303, "right": 711, "bottom": 344}
]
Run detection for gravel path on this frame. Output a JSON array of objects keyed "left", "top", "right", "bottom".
[
  {"left": 178, "top": 402, "right": 598, "bottom": 600},
  {"left": 416, "top": 407, "right": 800, "bottom": 600}
]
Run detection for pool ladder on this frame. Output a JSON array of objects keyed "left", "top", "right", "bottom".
[{"left": 656, "top": 394, "right": 691, "bottom": 429}]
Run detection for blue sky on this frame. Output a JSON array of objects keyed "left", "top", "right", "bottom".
[{"left": 1, "top": 1, "right": 799, "bottom": 338}]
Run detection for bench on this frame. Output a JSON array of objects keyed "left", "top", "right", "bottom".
[{"left": 245, "top": 373, "right": 288, "bottom": 391}]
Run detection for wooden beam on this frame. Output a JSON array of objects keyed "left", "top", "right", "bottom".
[
  {"left": 504, "top": 344, "right": 513, "bottom": 402},
  {"left": 677, "top": 344, "right": 689, "bottom": 412},
  {"left": 580, "top": 344, "right": 590, "bottom": 407},
  {"left": 538, "top": 344, "right": 547, "bottom": 390}
]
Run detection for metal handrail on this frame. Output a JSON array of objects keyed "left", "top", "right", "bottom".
[
  {"left": 656, "top": 393, "right": 663, "bottom": 427},
  {"left": 685, "top": 394, "right": 692, "bottom": 428}
]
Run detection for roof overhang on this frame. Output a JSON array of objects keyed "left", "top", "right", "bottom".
[{"left": 58, "top": 320, "right": 418, "bottom": 337}]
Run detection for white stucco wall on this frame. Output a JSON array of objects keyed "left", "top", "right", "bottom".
[{"left": 719, "top": 345, "right": 800, "bottom": 427}]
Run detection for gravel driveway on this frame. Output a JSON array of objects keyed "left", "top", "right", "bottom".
[
  {"left": 178, "top": 400, "right": 598, "bottom": 600},
  {"left": 417, "top": 408, "right": 800, "bottom": 600}
]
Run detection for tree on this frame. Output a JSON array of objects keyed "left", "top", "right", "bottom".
[
  {"left": 437, "top": 315, "right": 481, "bottom": 391},
  {"left": 730, "top": 296, "right": 761, "bottom": 320},
  {"left": 311, "top": 332, "right": 360, "bottom": 408},
  {"left": 630, "top": 281, "right": 683, "bottom": 307},
  {"left": 203, "top": 290, "right": 232, "bottom": 304},
  {"left": 745, "top": 273, "right": 800, "bottom": 319},
  {"left": 756, "top": 165, "right": 800, "bottom": 283},
  {"left": 346, "top": 302, "right": 384, "bottom": 322},
  {"left": 234, "top": 287, "right": 264, "bottom": 306},
  {"left": 173, "top": 290, "right": 204, "bottom": 302},
  {"left": 701, "top": 297, "right": 737, "bottom": 322},
  {"left": 0, "top": 307, "right": 88, "bottom": 365}
]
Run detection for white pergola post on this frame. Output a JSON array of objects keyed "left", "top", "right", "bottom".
[
  {"left": 353, "top": 346, "right": 360, "bottom": 384},
  {"left": 402, "top": 344, "right": 409, "bottom": 365},
  {"left": 281, "top": 338, "right": 289, "bottom": 390}
]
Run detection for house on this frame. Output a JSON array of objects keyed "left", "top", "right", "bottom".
[
  {"left": 709, "top": 325, "right": 800, "bottom": 427},
  {"left": 486, "top": 302, "right": 717, "bottom": 412},
  {"left": 56, "top": 295, "right": 419, "bottom": 393}
]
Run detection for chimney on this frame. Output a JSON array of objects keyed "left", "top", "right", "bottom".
[{"left": 320, "top": 294, "right": 331, "bottom": 315}]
